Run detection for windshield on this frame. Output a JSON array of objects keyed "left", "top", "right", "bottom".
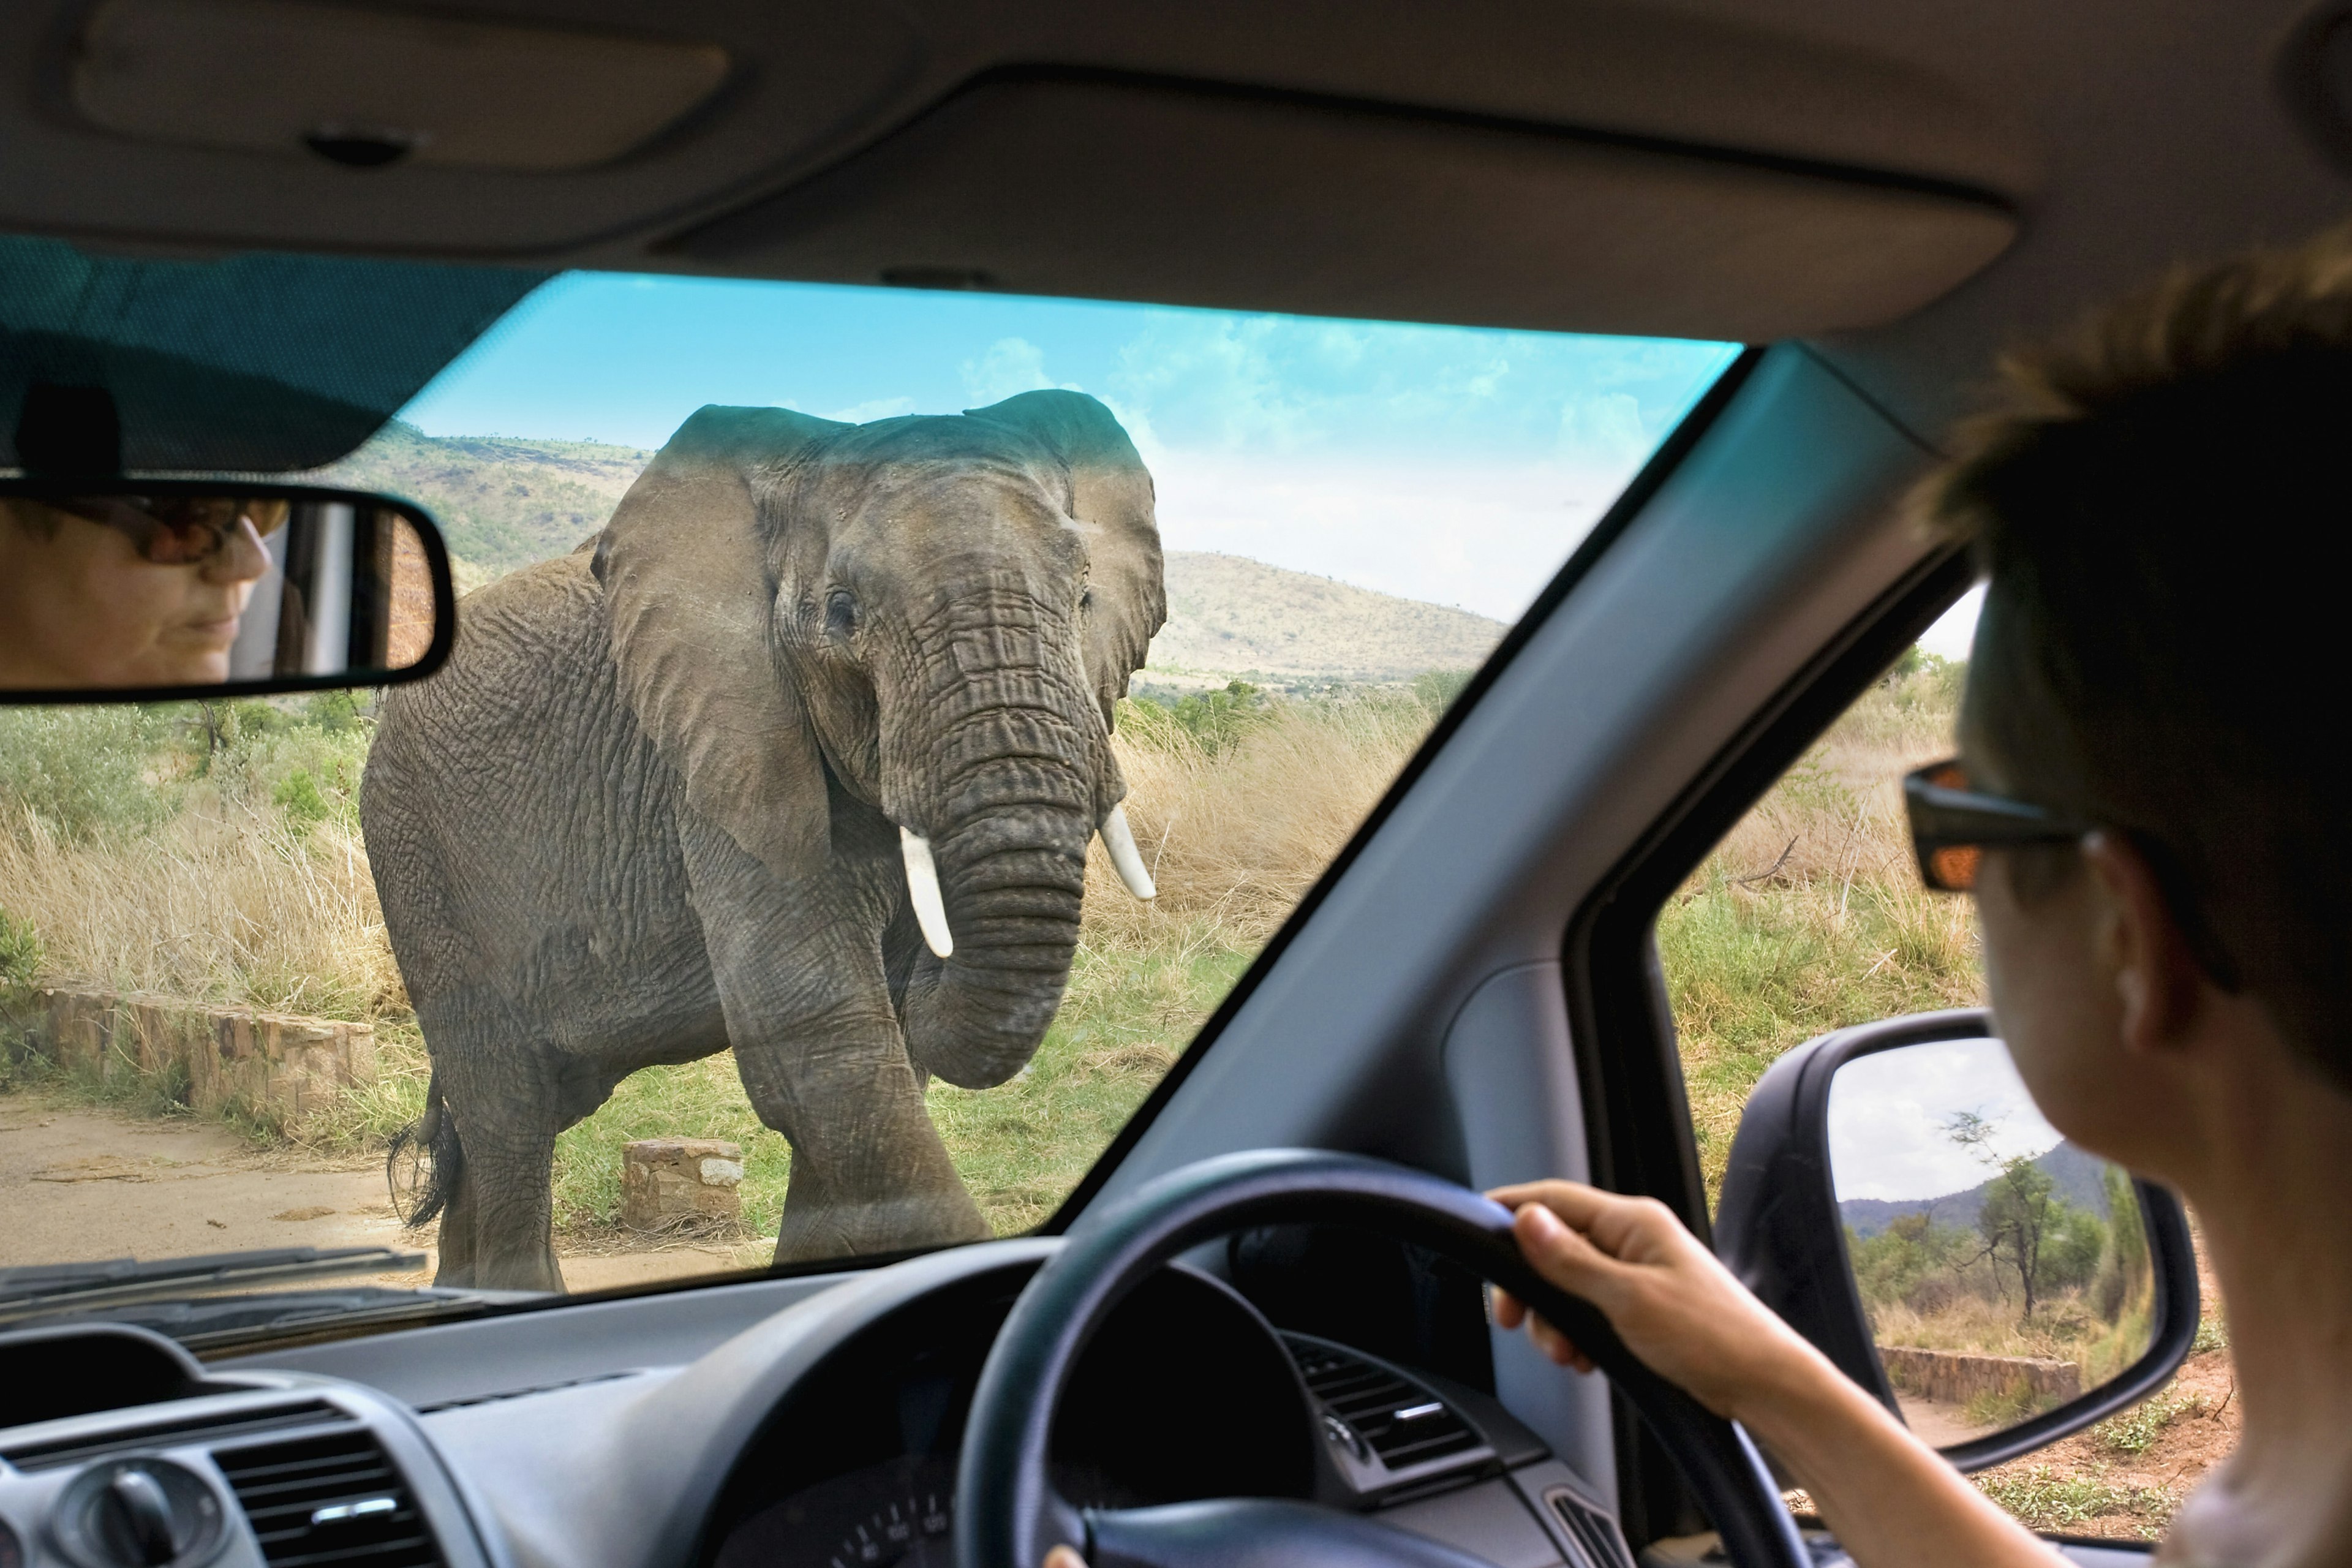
[{"left": 0, "top": 273, "right": 1735, "bottom": 1332}]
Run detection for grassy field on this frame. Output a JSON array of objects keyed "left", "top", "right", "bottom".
[
  {"left": 1660, "top": 651, "right": 1984, "bottom": 1200},
  {"left": 0, "top": 679, "right": 1430, "bottom": 1242},
  {"left": 0, "top": 658, "right": 1969, "bottom": 1234}
]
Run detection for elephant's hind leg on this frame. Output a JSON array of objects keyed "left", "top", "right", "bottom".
[{"left": 434, "top": 1051, "right": 568, "bottom": 1293}]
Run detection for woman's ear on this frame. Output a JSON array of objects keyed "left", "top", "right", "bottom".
[
  {"left": 594, "top": 404, "right": 847, "bottom": 883},
  {"left": 961, "top": 390, "right": 1165, "bottom": 726},
  {"left": 2081, "top": 829, "right": 2207, "bottom": 1055}
]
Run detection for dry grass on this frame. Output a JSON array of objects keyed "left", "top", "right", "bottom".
[
  {"left": 1870, "top": 1290, "right": 2156, "bottom": 1395},
  {"left": 0, "top": 799, "right": 401, "bottom": 1023},
  {"left": 0, "top": 688, "right": 1442, "bottom": 1236},
  {"left": 0, "top": 658, "right": 1967, "bottom": 1240},
  {"left": 1091, "top": 693, "right": 1433, "bottom": 946},
  {"left": 1663, "top": 655, "right": 1984, "bottom": 1199}
]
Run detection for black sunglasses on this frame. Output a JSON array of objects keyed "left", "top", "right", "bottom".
[
  {"left": 1902, "top": 758, "right": 2090, "bottom": 893},
  {"left": 55, "top": 496, "right": 290, "bottom": 565},
  {"left": 1905, "top": 757, "right": 2244, "bottom": 989}
]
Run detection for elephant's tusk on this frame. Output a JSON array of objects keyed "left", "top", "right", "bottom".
[
  {"left": 900, "top": 827, "right": 955, "bottom": 958},
  {"left": 1099, "top": 803, "right": 1157, "bottom": 901}
]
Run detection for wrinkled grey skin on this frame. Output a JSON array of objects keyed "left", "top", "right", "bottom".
[{"left": 361, "top": 391, "right": 1165, "bottom": 1291}]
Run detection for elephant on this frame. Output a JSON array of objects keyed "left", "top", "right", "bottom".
[{"left": 360, "top": 390, "right": 1166, "bottom": 1291}]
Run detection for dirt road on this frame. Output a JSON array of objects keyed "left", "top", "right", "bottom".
[{"left": 0, "top": 1091, "right": 747, "bottom": 1295}]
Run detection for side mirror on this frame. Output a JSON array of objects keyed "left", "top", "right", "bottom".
[
  {"left": 1714, "top": 1008, "right": 2199, "bottom": 1472},
  {"left": 0, "top": 482, "right": 454, "bottom": 700}
]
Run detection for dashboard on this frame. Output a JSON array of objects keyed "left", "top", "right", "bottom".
[{"left": 0, "top": 1238, "right": 2155, "bottom": 1568}]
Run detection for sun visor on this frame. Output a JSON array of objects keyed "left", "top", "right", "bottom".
[
  {"left": 0, "top": 235, "right": 546, "bottom": 472},
  {"left": 72, "top": 0, "right": 731, "bottom": 172},
  {"left": 676, "top": 72, "right": 2019, "bottom": 342}
]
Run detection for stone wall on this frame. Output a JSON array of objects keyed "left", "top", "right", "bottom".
[
  {"left": 9, "top": 986, "right": 375, "bottom": 1122},
  {"left": 1877, "top": 1344, "right": 2084, "bottom": 1409}
]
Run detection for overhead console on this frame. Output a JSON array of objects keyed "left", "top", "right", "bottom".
[{"left": 674, "top": 67, "right": 2020, "bottom": 341}]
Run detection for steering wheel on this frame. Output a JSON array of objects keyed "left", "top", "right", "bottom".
[{"left": 956, "top": 1148, "right": 1809, "bottom": 1568}]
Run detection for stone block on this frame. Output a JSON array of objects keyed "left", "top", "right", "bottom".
[
  {"left": 1876, "top": 1344, "right": 2083, "bottom": 1411},
  {"left": 22, "top": 987, "right": 373, "bottom": 1123},
  {"left": 621, "top": 1138, "right": 745, "bottom": 1232}
]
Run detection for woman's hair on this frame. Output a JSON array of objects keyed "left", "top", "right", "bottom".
[{"left": 1923, "top": 226, "right": 2352, "bottom": 1090}]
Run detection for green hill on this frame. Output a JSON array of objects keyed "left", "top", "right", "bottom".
[
  {"left": 1151, "top": 552, "right": 1504, "bottom": 687},
  {"left": 311, "top": 421, "right": 652, "bottom": 585},
  {"left": 318, "top": 425, "right": 1506, "bottom": 682}
]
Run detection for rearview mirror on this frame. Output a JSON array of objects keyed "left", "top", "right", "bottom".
[
  {"left": 1715, "top": 1009, "right": 2199, "bottom": 1472},
  {"left": 0, "top": 481, "right": 453, "bottom": 700}
]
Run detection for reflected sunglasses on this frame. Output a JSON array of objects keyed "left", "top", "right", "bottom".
[
  {"left": 56, "top": 496, "right": 290, "bottom": 565},
  {"left": 1901, "top": 759, "right": 2090, "bottom": 893}
]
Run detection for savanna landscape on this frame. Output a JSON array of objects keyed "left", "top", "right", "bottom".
[{"left": 0, "top": 424, "right": 2233, "bottom": 1537}]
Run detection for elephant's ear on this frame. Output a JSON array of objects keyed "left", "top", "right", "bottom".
[
  {"left": 593, "top": 404, "right": 846, "bottom": 881},
  {"left": 963, "top": 390, "right": 1166, "bottom": 722}
]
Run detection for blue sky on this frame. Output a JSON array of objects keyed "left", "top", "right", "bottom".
[{"left": 401, "top": 274, "right": 1740, "bottom": 619}]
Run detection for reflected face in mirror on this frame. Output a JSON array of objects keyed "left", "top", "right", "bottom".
[
  {"left": 1830, "top": 1036, "right": 2157, "bottom": 1448},
  {"left": 0, "top": 491, "right": 440, "bottom": 693},
  {"left": 0, "top": 495, "right": 281, "bottom": 688}
]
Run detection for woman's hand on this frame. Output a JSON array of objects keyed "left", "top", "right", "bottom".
[{"left": 1487, "top": 1180, "right": 1822, "bottom": 1425}]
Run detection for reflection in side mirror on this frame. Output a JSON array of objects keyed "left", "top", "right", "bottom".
[
  {"left": 0, "top": 483, "right": 453, "bottom": 699},
  {"left": 1828, "top": 1036, "right": 2155, "bottom": 1448},
  {"left": 1715, "top": 1009, "right": 2198, "bottom": 1472}
]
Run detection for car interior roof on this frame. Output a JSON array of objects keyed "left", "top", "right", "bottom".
[{"left": 6, "top": 0, "right": 2349, "bottom": 466}]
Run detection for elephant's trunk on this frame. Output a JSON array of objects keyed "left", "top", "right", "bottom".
[
  {"left": 901, "top": 802, "right": 1150, "bottom": 960},
  {"left": 892, "top": 650, "right": 1102, "bottom": 1090}
]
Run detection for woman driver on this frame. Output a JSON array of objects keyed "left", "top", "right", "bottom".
[
  {"left": 1479, "top": 233, "right": 2352, "bottom": 1568},
  {"left": 1035, "top": 229, "right": 2352, "bottom": 1568},
  {"left": 0, "top": 494, "right": 282, "bottom": 689}
]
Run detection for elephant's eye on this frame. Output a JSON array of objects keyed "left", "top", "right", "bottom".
[
  {"left": 825, "top": 589, "right": 859, "bottom": 638},
  {"left": 1079, "top": 589, "right": 1095, "bottom": 613}
]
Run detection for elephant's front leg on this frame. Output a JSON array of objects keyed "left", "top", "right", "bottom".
[{"left": 680, "top": 819, "right": 990, "bottom": 1264}]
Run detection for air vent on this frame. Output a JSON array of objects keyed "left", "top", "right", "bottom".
[
  {"left": 1545, "top": 1487, "right": 1635, "bottom": 1568},
  {"left": 217, "top": 1429, "right": 440, "bottom": 1568},
  {"left": 1285, "top": 1338, "right": 1481, "bottom": 1470},
  {"left": 2, "top": 1403, "right": 346, "bottom": 1472}
]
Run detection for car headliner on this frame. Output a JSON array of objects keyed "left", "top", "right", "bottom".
[{"left": 3, "top": 0, "right": 2348, "bottom": 470}]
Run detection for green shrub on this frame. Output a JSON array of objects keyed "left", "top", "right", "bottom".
[
  {"left": 1409, "top": 668, "right": 1474, "bottom": 714},
  {"left": 0, "top": 707, "right": 179, "bottom": 841},
  {"left": 1975, "top": 1465, "right": 2178, "bottom": 1538},
  {"left": 211, "top": 713, "right": 371, "bottom": 831},
  {"left": 1962, "top": 1381, "right": 2043, "bottom": 1430},
  {"left": 0, "top": 908, "right": 40, "bottom": 998},
  {"left": 273, "top": 769, "right": 332, "bottom": 832},
  {"left": 1123, "top": 680, "right": 1269, "bottom": 756},
  {"left": 2094, "top": 1389, "right": 2205, "bottom": 1455}
]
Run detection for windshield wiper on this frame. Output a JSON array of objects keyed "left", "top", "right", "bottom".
[{"left": 0, "top": 1246, "right": 429, "bottom": 1325}]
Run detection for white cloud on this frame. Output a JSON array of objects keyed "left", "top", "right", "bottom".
[
  {"left": 1148, "top": 448, "right": 1643, "bottom": 620},
  {"left": 1919, "top": 584, "right": 1983, "bottom": 660},
  {"left": 1826, "top": 1036, "right": 2065, "bottom": 1202},
  {"left": 1557, "top": 392, "right": 1650, "bottom": 468},
  {"left": 962, "top": 338, "right": 1076, "bottom": 407},
  {"left": 823, "top": 396, "right": 917, "bottom": 424}
]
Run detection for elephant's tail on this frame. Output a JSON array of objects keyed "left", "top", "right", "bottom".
[{"left": 388, "top": 1072, "right": 464, "bottom": 1228}]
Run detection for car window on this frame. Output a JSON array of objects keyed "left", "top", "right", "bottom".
[
  {"left": 0, "top": 273, "right": 1736, "bottom": 1329},
  {"left": 1657, "top": 605, "right": 2238, "bottom": 1540}
]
